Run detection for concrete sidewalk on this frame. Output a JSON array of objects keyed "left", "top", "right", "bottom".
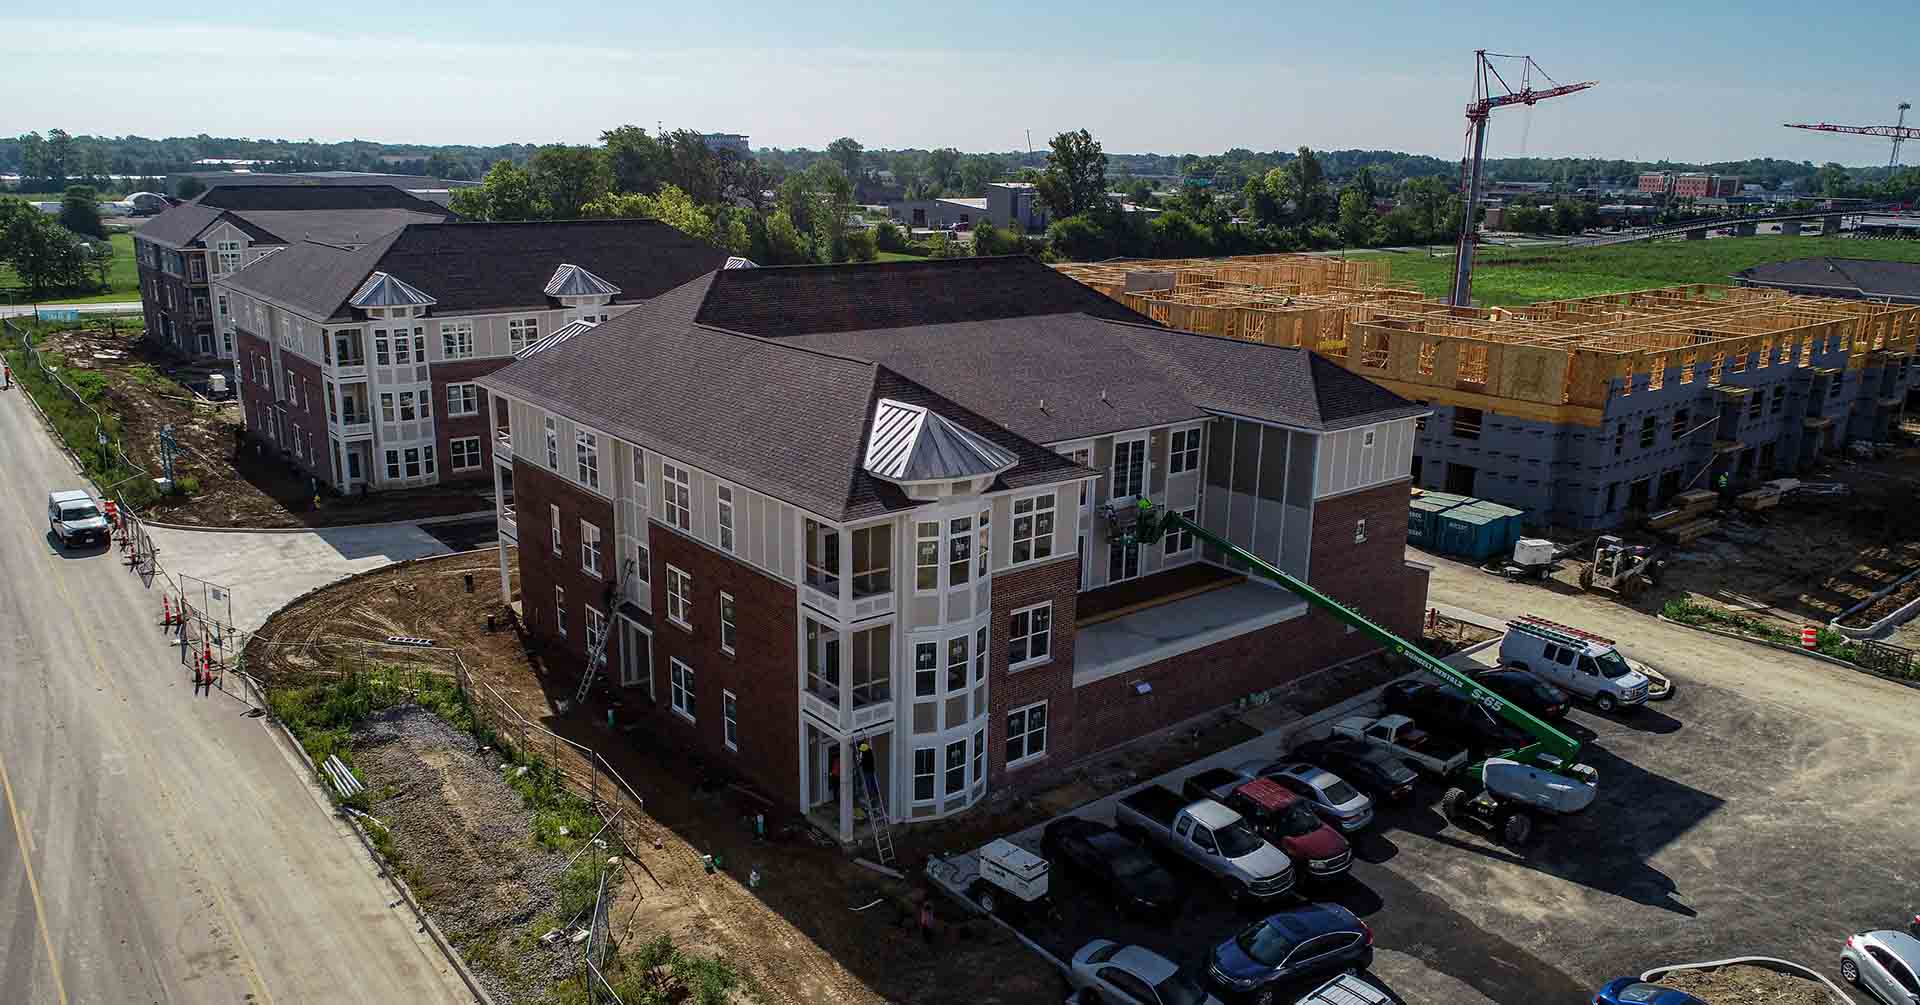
[{"left": 145, "top": 521, "right": 453, "bottom": 631}]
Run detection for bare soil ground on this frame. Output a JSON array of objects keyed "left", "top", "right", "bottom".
[
  {"left": 1658, "top": 964, "right": 1840, "bottom": 1005},
  {"left": 36, "top": 323, "right": 488, "bottom": 528},
  {"left": 251, "top": 549, "right": 1061, "bottom": 1005}
]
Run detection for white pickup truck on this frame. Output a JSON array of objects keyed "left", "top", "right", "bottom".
[
  {"left": 1330, "top": 715, "right": 1471, "bottom": 778},
  {"left": 1113, "top": 786, "right": 1294, "bottom": 902},
  {"left": 48, "top": 489, "right": 111, "bottom": 549}
]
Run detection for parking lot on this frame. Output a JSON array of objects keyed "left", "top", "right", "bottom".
[{"left": 968, "top": 561, "right": 1920, "bottom": 1003}]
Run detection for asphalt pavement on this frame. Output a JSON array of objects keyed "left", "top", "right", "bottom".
[
  {"left": 0, "top": 382, "right": 472, "bottom": 1003},
  {"left": 0, "top": 301, "right": 143, "bottom": 319}
]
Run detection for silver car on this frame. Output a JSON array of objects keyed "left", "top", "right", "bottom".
[
  {"left": 1250, "top": 761, "right": 1375, "bottom": 833},
  {"left": 1842, "top": 930, "right": 1920, "bottom": 1005},
  {"left": 1070, "top": 940, "right": 1223, "bottom": 1005}
]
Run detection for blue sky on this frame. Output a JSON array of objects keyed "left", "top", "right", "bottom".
[{"left": 5, "top": 2, "right": 1917, "bottom": 163}]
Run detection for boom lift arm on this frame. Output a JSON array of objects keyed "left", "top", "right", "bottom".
[{"left": 1120, "top": 500, "right": 1583, "bottom": 773}]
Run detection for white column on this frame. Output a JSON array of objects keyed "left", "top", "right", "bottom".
[{"left": 837, "top": 734, "right": 854, "bottom": 841}]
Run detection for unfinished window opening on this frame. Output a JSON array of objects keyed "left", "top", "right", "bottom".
[
  {"left": 1798, "top": 337, "right": 1814, "bottom": 366},
  {"left": 1780, "top": 338, "right": 1795, "bottom": 366},
  {"left": 1755, "top": 338, "right": 1771, "bottom": 368},
  {"left": 1639, "top": 416, "right": 1656, "bottom": 449},
  {"left": 1613, "top": 421, "right": 1626, "bottom": 456},
  {"left": 1451, "top": 407, "right": 1483, "bottom": 440},
  {"left": 1708, "top": 352, "right": 1726, "bottom": 386},
  {"left": 1746, "top": 392, "right": 1762, "bottom": 420},
  {"left": 1770, "top": 386, "right": 1785, "bottom": 415},
  {"left": 1647, "top": 355, "right": 1665, "bottom": 391},
  {"left": 1671, "top": 408, "right": 1690, "bottom": 439},
  {"left": 1680, "top": 352, "right": 1698, "bottom": 384},
  {"left": 1416, "top": 341, "right": 1437, "bottom": 376},
  {"left": 1458, "top": 344, "right": 1489, "bottom": 386},
  {"left": 1357, "top": 331, "right": 1391, "bottom": 370},
  {"left": 1731, "top": 352, "right": 1748, "bottom": 374}
]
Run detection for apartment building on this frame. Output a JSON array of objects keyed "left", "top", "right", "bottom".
[
  {"left": 213, "top": 219, "right": 730, "bottom": 494},
  {"left": 133, "top": 184, "right": 454, "bottom": 359},
  {"left": 479, "top": 256, "right": 1430, "bottom": 843}
]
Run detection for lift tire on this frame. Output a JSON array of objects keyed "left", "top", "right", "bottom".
[
  {"left": 1502, "top": 812, "right": 1534, "bottom": 847},
  {"left": 1440, "top": 787, "right": 1467, "bottom": 824},
  {"left": 1579, "top": 566, "right": 1594, "bottom": 589}
]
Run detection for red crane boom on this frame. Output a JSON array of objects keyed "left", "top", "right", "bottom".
[{"left": 1785, "top": 103, "right": 1915, "bottom": 167}]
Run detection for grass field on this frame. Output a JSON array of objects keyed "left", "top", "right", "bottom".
[
  {"left": 876, "top": 250, "right": 928, "bottom": 262},
  {"left": 0, "top": 231, "right": 140, "bottom": 305},
  {"left": 1366, "top": 236, "right": 1920, "bottom": 306}
]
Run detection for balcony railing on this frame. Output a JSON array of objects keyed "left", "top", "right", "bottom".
[
  {"left": 801, "top": 686, "right": 893, "bottom": 733},
  {"left": 495, "top": 431, "right": 513, "bottom": 462},
  {"left": 500, "top": 503, "right": 518, "bottom": 541}
]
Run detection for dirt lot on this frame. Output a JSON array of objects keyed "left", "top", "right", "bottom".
[{"left": 32, "top": 323, "right": 488, "bottom": 528}]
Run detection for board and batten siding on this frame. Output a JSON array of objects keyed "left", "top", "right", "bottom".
[{"left": 1313, "top": 418, "right": 1416, "bottom": 499}]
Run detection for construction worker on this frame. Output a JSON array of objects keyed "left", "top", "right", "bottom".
[
  {"left": 857, "top": 741, "right": 878, "bottom": 800},
  {"left": 2, "top": 362, "right": 10, "bottom": 389},
  {"left": 826, "top": 747, "right": 841, "bottom": 805}
]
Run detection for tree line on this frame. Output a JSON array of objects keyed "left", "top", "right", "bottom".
[{"left": 0, "top": 193, "right": 114, "bottom": 296}]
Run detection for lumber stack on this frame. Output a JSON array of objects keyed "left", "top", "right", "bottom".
[
  {"left": 1664, "top": 518, "right": 1720, "bottom": 545},
  {"left": 1646, "top": 491, "right": 1719, "bottom": 531},
  {"left": 1735, "top": 485, "right": 1782, "bottom": 511}
]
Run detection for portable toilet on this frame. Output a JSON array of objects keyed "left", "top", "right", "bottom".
[{"left": 1406, "top": 492, "right": 1469, "bottom": 550}]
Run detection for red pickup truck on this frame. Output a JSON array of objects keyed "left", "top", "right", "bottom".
[{"left": 1183, "top": 768, "right": 1352, "bottom": 881}]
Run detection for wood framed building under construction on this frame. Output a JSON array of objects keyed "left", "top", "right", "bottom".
[{"left": 1059, "top": 256, "right": 1920, "bottom": 529}]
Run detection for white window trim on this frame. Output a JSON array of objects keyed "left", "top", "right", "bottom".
[
  {"left": 576, "top": 429, "right": 600, "bottom": 490},
  {"left": 545, "top": 416, "right": 559, "bottom": 470},
  {"left": 1006, "top": 700, "right": 1049, "bottom": 769},
  {"left": 1112, "top": 436, "right": 1148, "bottom": 499},
  {"left": 555, "top": 585, "right": 569, "bottom": 638},
  {"left": 1165, "top": 506, "right": 1197, "bottom": 555},
  {"left": 669, "top": 658, "right": 695, "bottom": 723},
  {"left": 446, "top": 382, "right": 479, "bottom": 417},
  {"left": 716, "top": 483, "right": 736, "bottom": 554},
  {"left": 718, "top": 591, "right": 737, "bottom": 655},
  {"left": 913, "top": 520, "right": 940, "bottom": 595},
  {"left": 1009, "top": 491, "right": 1057, "bottom": 567},
  {"left": 450, "top": 436, "right": 482, "bottom": 471},
  {"left": 911, "top": 747, "right": 937, "bottom": 804},
  {"left": 1008, "top": 602, "right": 1053, "bottom": 671},
  {"left": 550, "top": 503, "right": 562, "bottom": 557},
  {"left": 666, "top": 564, "right": 693, "bottom": 631},
  {"left": 722, "top": 690, "right": 738, "bottom": 751},
  {"left": 662, "top": 462, "right": 692, "bottom": 532},
  {"left": 581, "top": 520, "right": 602, "bottom": 576},
  {"left": 1169, "top": 425, "right": 1203, "bottom": 475}
]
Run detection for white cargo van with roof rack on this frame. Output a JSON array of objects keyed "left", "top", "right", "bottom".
[{"left": 1498, "top": 616, "right": 1650, "bottom": 712}]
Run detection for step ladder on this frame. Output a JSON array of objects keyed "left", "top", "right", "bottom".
[
  {"left": 574, "top": 559, "right": 636, "bottom": 704},
  {"left": 857, "top": 760, "right": 895, "bottom": 866}
]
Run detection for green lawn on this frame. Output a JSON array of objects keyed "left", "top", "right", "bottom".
[
  {"left": 1364, "top": 236, "right": 1920, "bottom": 306},
  {"left": 876, "top": 250, "right": 929, "bottom": 262},
  {"left": 0, "top": 231, "right": 141, "bottom": 305}
]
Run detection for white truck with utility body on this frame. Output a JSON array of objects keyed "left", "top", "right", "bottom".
[
  {"left": 48, "top": 489, "right": 111, "bottom": 549},
  {"left": 1498, "top": 615, "right": 1657, "bottom": 711},
  {"left": 1330, "top": 715, "right": 1471, "bottom": 777},
  {"left": 1113, "top": 786, "right": 1294, "bottom": 902}
]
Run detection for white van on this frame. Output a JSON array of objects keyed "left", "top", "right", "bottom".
[{"left": 1498, "top": 616, "right": 1650, "bottom": 712}]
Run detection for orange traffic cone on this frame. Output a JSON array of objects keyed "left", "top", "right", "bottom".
[{"left": 161, "top": 595, "right": 172, "bottom": 627}]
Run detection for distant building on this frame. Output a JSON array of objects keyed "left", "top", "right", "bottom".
[
  {"left": 701, "top": 134, "right": 751, "bottom": 156},
  {"left": 1637, "top": 172, "right": 1671, "bottom": 194},
  {"left": 986, "top": 182, "right": 1049, "bottom": 233},
  {"left": 1639, "top": 172, "right": 1740, "bottom": 199},
  {"left": 162, "top": 170, "right": 478, "bottom": 207},
  {"left": 1734, "top": 257, "right": 1920, "bottom": 304},
  {"left": 890, "top": 197, "right": 988, "bottom": 231}
]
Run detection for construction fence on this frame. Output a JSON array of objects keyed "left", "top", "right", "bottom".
[{"left": 2, "top": 316, "right": 162, "bottom": 508}]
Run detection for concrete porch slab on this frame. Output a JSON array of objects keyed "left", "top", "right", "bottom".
[{"left": 1073, "top": 580, "right": 1308, "bottom": 688}]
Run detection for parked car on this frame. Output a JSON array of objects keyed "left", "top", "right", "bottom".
[
  {"left": 1591, "top": 977, "right": 1707, "bottom": 1005},
  {"left": 1288, "top": 738, "right": 1418, "bottom": 802},
  {"left": 1470, "top": 667, "right": 1570, "bottom": 721},
  {"left": 1070, "top": 940, "right": 1222, "bottom": 1005},
  {"left": 1842, "top": 930, "right": 1920, "bottom": 1005},
  {"left": 1499, "top": 617, "right": 1651, "bottom": 712},
  {"left": 1182, "top": 770, "right": 1351, "bottom": 881},
  {"left": 1295, "top": 974, "right": 1390, "bottom": 1005},
  {"left": 1242, "top": 761, "right": 1374, "bottom": 833},
  {"left": 1041, "top": 818, "right": 1183, "bottom": 917},
  {"left": 48, "top": 489, "right": 110, "bottom": 549},
  {"left": 1204, "top": 903, "right": 1374, "bottom": 1005},
  {"left": 1114, "top": 786, "right": 1295, "bottom": 902},
  {"left": 1381, "top": 681, "right": 1532, "bottom": 754},
  {"left": 1328, "top": 715, "right": 1470, "bottom": 778}
]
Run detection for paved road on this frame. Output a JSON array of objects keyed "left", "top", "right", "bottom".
[
  {"left": 0, "top": 385, "right": 472, "bottom": 1003},
  {"left": 0, "top": 301, "right": 143, "bottom": 319}
]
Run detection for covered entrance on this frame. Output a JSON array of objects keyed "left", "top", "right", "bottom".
[{"left": 802, "top": 721, "right": 892, "bottom": 843}]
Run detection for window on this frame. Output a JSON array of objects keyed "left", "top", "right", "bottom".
[
  {"left": 545, "top": 416, "right": 559, "bottom": 469},
  {"left": 446, "top": 382, "right": 479, "bottom": 416},
  {"left": 913, "top": 748, "right": 936, "bottom": 802},
  {"left": 631, "top": 445, "right": 647, "bottom": 488},
  {"left": 807, "top": 619, "right": 841, "bottom": 702},
  {"left": 1170, "top": 427, "right": 1201, "bottom": 474},
  {"left": 975, "top": 626, "right": 987, "bottom": 683},
  {"left": 1108, "top": 538, "right": 1140, "bottom": 582},
  {"left": 450, "top": 436, "right": 481, "bottom": 471},
  {"left": 373, "top": 329, "right": 392, "bottom": 366},
  {"left": 398, "top": 390, "right": 417, "bottom": 421},
  {"left": 662, "top": 463, "right": 692, "bottom": 531},
  {"left": 946, "top": 635, "right": 968, "bottom": 693},
  {"left": 508, "top": 316, "right": 540, "bottom": 354},
  {"left": 972, "top": 728, "right": 984, "bottom": 790},
  {"left": 1353, "top": 518, "right": 1368, "bottom": 543},
  {"left": 915, "top": 642, "right": 938, "bottom": 697},
  {"left": 948, "top": 516, "right": 972, "bottom": 586},
  {"left": 216, "top": 293, "right": 229, "bottom": 320},
  {"left": 423, "top": 445, "right": 435, "bottom": 475},
  {"left": 1011, "top": 493, "right": 1055, "bottom": 564},
  {"left": 393, "top": 329, "right": 412, "bottom": 364},
  {"left": 716, "top": 485, "right": 736, "bottom": 553},
  {"left": 805, "top": 519, "right": 840, "bottom": 592},
  {"left": 385, "top": 450, "right": 400, "bottom": 480},
  {"left": 550, "top": 504, "right": 563, "bottom": 556},
  {"left": 576, "top": 430, "right": 600, "bottom": 489},
  {"left": 850, "top": 625, "right": 890, "bottom": 707},
  {"left": 1006, "top": 701, "right": 1048, "bottom": 765},
  {"left": 1112, "top": 438, "right": 1146, "bottom": 498},
  {"left": 977, "top": 512, "right": 990, "bottom": 578},
  {"left": 1009, "top": 603, "right": 1052, "bottom": 669},
  {"left": 334, "top": 330, "right": 361, "bottom": 365},
  {"left": 851, "top": 524, "right": 892, "bottom": 597},
  {"left": 1830, "top": 374, "right": 1843, "bottom": 398},
  {"left": 718, "top": 593, "right": 737, "bottom": 654},
  {"left": 723, "top": 691, "right": 738, "bottom": 751},
  {"left": 285, "top": 370, "right": 297, "bottom": 406},
  {"left": 1165, "top": 507, "right": 1196, "bottom": 555},
  {"left": 1065, "top": 447, "right": 1092, "bottom": 506},
  {"left": 670, "top": 659, "right": 695, "bottom": 720},
  {"left": 1452, "top": 407, "right": 1483, "bottom": 439},
  {"left": 216, "top": 240, "right": 241, "bottom": 274},
  {"left": 915, "top": 521, "right": 940, "bottom": 591},
  {"left": 1672, "top": 408, "right": 1690, "bottom": 439},
  {"left": 404, "top": 447, "right": 422, "bottom": 477},
  {"left": 441, "top": 321, "right": 474, "bottom": 359},
  {"left": 632, "top": 541, "right": 650, "bottom": 588},
  {"left": 946, "top": 740, "right": 967, "bottom": 797},
  {"left": 1613, "top": 421, "right": 1626, "bottom": 456},
  {"left": 585, "top": 607, "right": 607, "bottom": 665},
  {"left": 581, "top": 521, "right": 602, "bottom": 575},
  {"left": 555, "top": 586, "right": 569, "bottom": 637},
  {"left": 666, "top": 565, "right": 692, "bottom": 629},
  {"left": 1771, "top": 385, "right": 1785, "bottom": 414},
  {"left": 1639, "top": 415, "right": 1656, "bottom": 449}
]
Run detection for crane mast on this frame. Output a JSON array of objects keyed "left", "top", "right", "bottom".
[{"left": 1449, "top": 51, "right": 1596, "bottom": 307}]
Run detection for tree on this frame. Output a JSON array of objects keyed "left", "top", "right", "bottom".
[
  {"left": 1036, "top": 130, "right": 1109, "bottom": 220},
  {"left": 579, "top": 192, "right": 653, "bottom": 218},
  {"left": 645, "top": 185, "right": 715, "bottom": 240},
  {"left": 451, "top": 160, "right": 541, "bottom": 221},
  {"left": 44, "top": 129, "right": 73, "bottom": 188},
  {"left": 601, "top": 125, "right": 668, "bottom": 195},
  {"left": 17, "top": 132, "right": 47, "bottom": 185},
  {"left": 175, "top": 176, "right": 206, "bottom": 200},
  {"left": 89, "top": 240, "right": 114, "bottom": 289},
  {"left": 1336, "top": 189, "right": 1376, "bottom": 247},
  {"left": 971, "top": 220, "right": 1025, "bottom": 257},
  {"left": 59, "top": 185, "right": 105, "bottom": 239},
  {"left": 873, "top": 219, "right": 906, "bottom": 252},
  {"left": 1045, "top": 213, "right": 1115, "bottom": 261},
  {"left": 827, "top": 138, "right": 864, "bottom": 181},
  {"left": 846, "top": 228, "right": 878, "bottom": 262},
  {"left": 926, "top": 148, "right": 961, "bottom": 193},
  {"left": 1149, "top": 211, "right": 1211, "bottom": 257},
  {"left": 956, "top": 155, "right": 1007, "bottom": 195},
  {"left": 1269, "top": 146, "right": 1332, "bottom": 228},
  {"left": 1, "top": 200, "right": 92, "bottom": 294},
  {"left": 529, "top": 145, "right": 610, "bottom": 219},
  {"left": 1816, "top": 162, "right": 1852, "bottom": 198},
  {"left": 761, "top": 208, "right": 809, "bottom": 265}
]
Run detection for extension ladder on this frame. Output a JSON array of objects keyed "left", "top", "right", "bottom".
[
  {"left": 858, "top": 761, "right": 895, "bottom": 866},
  {"left": 574, "top": 559, "right": 636, "bottom": 704}
]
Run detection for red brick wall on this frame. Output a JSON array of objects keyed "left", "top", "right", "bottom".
[
  {"left": 432, "top": 358, "right": 510, "bottom": 483},
  {"left": 281, "top": 349, "right": 326, "bottom": 482},
  {"left": 513, "top": 459, "right": 617, "bottom": 664},
  {"left": 644, "top": 525, "right": 801, "bottom": 809},
  {"left": 1308, "top": 478, "right": 1427, "bottom": 641},
  {"left": 987, "top": 556, "right": 1081, "bottom": 787},
  {"left": 235, "top": 329, "right": 275, "bottom": 443}
]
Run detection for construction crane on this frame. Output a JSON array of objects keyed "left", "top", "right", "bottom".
[
  {"left": 1785, "top": 103, "right": 1917, "bottom": 168},
  {"left": 1450, "top": 51, "right": 1596, "bottom": 307}
]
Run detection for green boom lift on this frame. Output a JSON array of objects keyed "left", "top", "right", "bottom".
[{"left": 1119, "top": 499, "right": 1598, "bottom": 843}]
